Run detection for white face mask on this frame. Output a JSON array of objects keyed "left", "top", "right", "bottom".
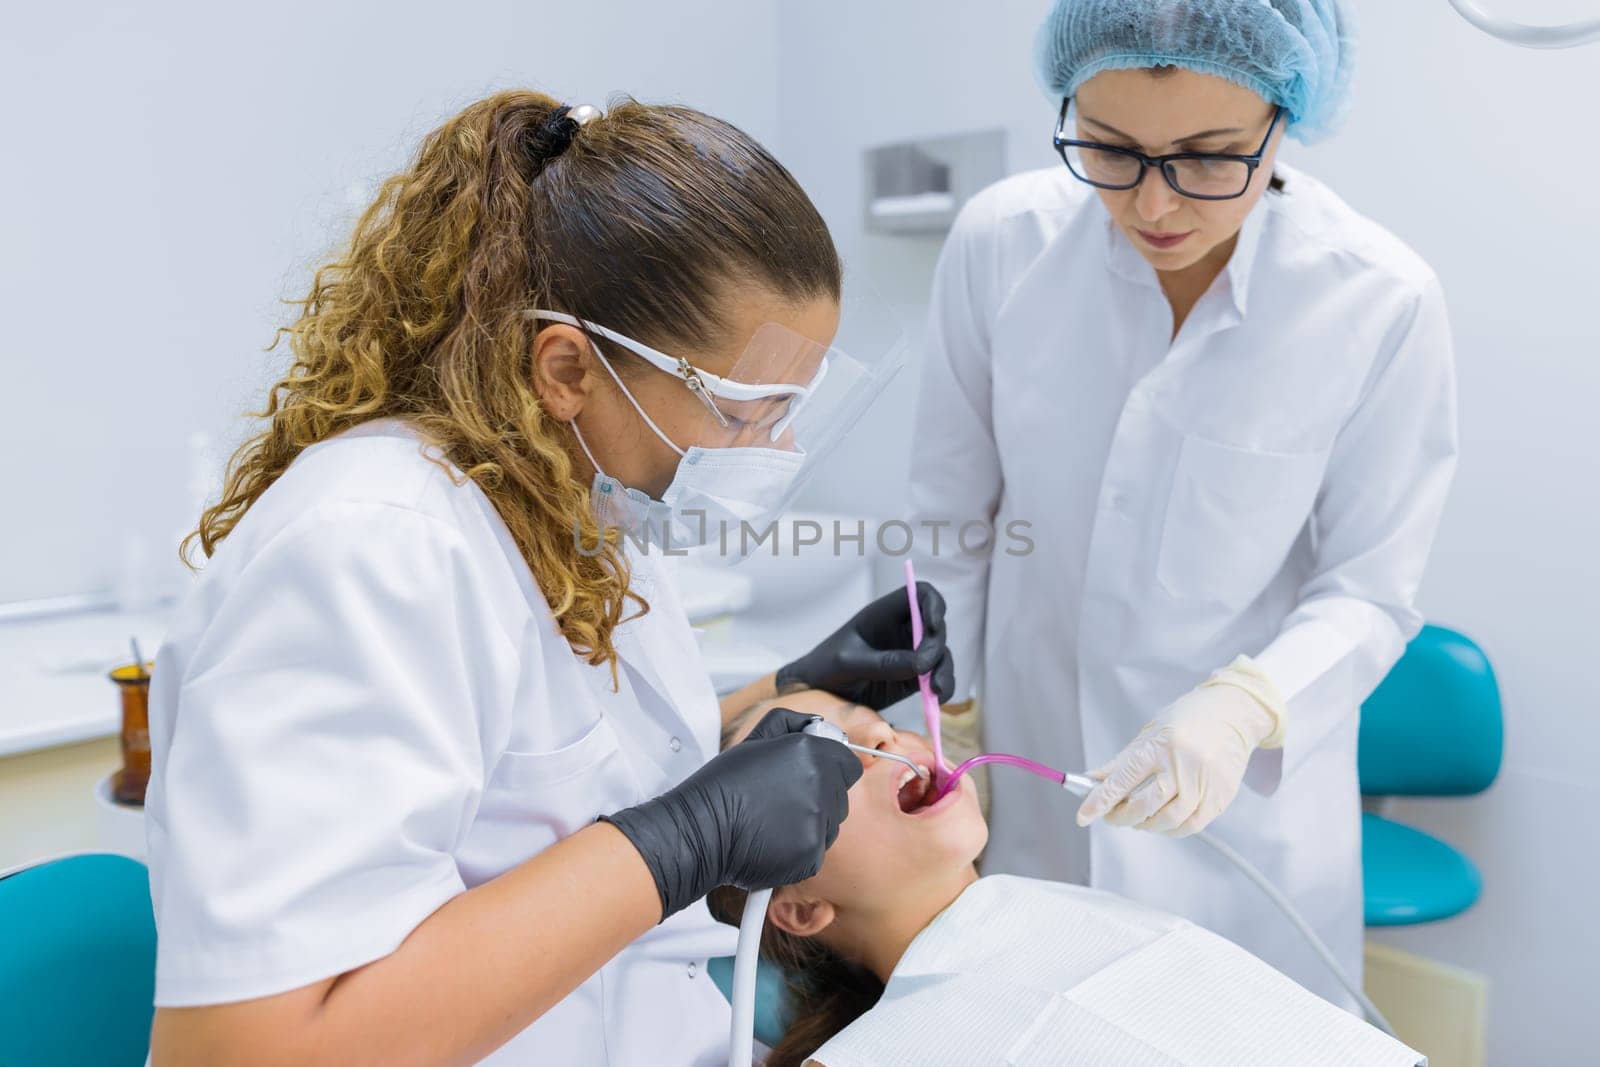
[{"left": 570, "top": 344, "right": 806, "bottom": 556}]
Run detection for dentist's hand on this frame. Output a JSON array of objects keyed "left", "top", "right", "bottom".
[
  {"left": 777, "top": 580, "right": 956, "bottom": 710},
  {"left": 601, "top": 708, "right": 863, "bottom": 921},
  {"left": 1076, "top": 657, "right": 1287, "bottom": 838}
]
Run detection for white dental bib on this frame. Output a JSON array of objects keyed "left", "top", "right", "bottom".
[{"left": 811, "top": 875, "right": 1423, "bottom": 1066}]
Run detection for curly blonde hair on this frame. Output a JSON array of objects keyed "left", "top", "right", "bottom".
[{"left": 187, "top": 89, "right": 840, "bottom": 671}]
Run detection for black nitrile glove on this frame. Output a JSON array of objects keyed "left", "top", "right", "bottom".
[
  {"left": 776, "top": 580, "right": 955, "bottom": 710},
  {"left": 601, "top": 708, "right": 863, "bottom": 922}
]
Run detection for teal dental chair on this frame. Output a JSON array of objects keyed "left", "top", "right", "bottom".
[
  {"left": 708, "top": 953, "right": 793, "bottom": 1050},
  {"left": 1359, "top": 624, "right": 1502, "bottom": 925},
  {"left": 0, "top": 852, "right": 158, "bottom": 1067}
]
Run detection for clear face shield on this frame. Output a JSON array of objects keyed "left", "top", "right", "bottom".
[{"left": 527, "top": 301, "right": 902, "bottom": 519}]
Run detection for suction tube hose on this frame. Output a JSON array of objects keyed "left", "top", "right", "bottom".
[
  {"left": 1187, "top": 829, "right": 1395, "bottom": 1035},
  {"left": 729, "top": 714, "right": 841, "bottom": 1065},
  {"left": 1049, "top": 773, "right": 1397, "bottom": 1036},
  {"left": 729, "top": 887, "right": 774, "bottom": 1067}
]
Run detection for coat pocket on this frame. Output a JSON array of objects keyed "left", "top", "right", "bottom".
[
  {"left": 1156, "top": 435, "right": 1328, "bottom": 609},
  {"left": 472, "top": 716, "right": 634, "bottom": 858}
]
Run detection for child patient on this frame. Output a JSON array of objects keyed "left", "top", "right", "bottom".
[{"left": 710, "top": 691, "right": 1422, "bottom": 1067}]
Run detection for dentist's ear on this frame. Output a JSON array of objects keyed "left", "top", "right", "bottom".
[
  {"left": 531, "top": 324, "right": 596, "bottom": 421},
  {"left": 767, "top": 890, "right": 836, "bottom": 938}
]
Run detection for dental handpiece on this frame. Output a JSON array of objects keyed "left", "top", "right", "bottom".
[{"left": 801, "top": 716, "right": 929, "bottom": 779}]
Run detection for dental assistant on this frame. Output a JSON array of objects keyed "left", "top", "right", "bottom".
[
  {"left": 146, "top": 93, "right": 952, "bottom": 1067},
  {"left": 909, "top": 0, "right": 1457, "bottom": 1004}
]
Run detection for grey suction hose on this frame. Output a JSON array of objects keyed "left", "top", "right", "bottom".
[
  {"left": 730, "top": 887, "right": 773, "bottom": 1067},
  {"left": 1191, "top": 830, "right": 1395, "bottom": 1036},
  {"left": 1057, "top": 774, "right": 1397, "bottom": 1037},
  {"left": 729, "top": 716, "right": 842, "bottom": 1066}
]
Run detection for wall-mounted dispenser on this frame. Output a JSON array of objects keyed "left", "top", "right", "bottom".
[{"left": 863, "top": 129, "right": 1006, "bottom": 235}]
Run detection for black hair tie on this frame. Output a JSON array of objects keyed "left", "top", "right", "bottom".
[{"left": 525, "top": 103, "right": 601, "bottom": 173}]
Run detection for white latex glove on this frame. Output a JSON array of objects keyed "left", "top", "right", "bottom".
[{"left": 1076, "top": 656, "right": 1287, "bottom": 837}]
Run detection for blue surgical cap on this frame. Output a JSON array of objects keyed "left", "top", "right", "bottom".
[{"left": 1035, "top": 0, "right": 1356, "bottom": 143}]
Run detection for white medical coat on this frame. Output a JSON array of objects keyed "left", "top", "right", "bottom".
[
  {"left": 908, "top": 164, "right": 1458, "bottom": 1004},
  {"left": 146, "top": 419, "right": 735, "bottom": 1064}
]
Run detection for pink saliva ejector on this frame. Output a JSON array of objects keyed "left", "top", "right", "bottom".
[
  {"left": 903, "top": 559, "right": 1095, "bottom": 804},
  {"left": 904, "top": 560, "right": 947, "bottom": 786}
]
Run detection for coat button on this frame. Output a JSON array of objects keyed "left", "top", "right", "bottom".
[
  {"left": 669, "top": 736, "right": 683, "bottom": 752},
  {"left": 686, "top": 961, "right": 698, "bottom": 978}
]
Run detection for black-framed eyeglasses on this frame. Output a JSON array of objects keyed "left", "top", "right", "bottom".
[{"left": 1053, "top": 99, "right": 1282, "bottom": 201}]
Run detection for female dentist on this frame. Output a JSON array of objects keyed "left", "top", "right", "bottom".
[
  {"left": 147, "top": 91, "right": 952, "bottom": 1066},
  {"left": 910, "top": 0, "right": 1457, "bottom": 1004}
]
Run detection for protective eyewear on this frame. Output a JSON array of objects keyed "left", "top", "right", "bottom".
[
  {"left": 525, "top": 309, "right": 827, "bottom": 441},
  {"left": 1053, "top": 99, "right": 1282, "bottom": 201}
]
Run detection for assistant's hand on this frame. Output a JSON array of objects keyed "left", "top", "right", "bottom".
[
  {"left": 776, "top": 580, "right": 955, "bottom": 710},
  {"left": 601, "top": 708, "right": 863, "bottom": 921},
  {"left": 1075, "top": 657, "right": 1287, "bottom": 838}
]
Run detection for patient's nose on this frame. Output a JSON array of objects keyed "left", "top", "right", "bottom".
[
  {"left": 890, "top": 729, "right": 935, "bottom": 763},
  {"left": 851, "top": 717, "right": 899, "bottom": 752}
]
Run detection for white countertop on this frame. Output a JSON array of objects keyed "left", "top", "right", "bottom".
[
  {"left": 0, "top": 609, "right": 170, "bottom": 758},
  {"left": 0, "top": 563, "right": 758, "bottom": 759}
]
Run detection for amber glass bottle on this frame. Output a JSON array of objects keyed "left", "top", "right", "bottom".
[{"left": 109, "top": 662, "right": 153, "bottom": 806}]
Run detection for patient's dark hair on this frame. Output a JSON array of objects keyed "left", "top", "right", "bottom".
[{"left": 706, "top": 885, "right": 884, "bottom": 1067}]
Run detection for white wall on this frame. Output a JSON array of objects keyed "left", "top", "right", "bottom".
[
  {"left": 778, "top": 1, "right": 1598, "bottom": 1060},
  {"left": 0, "top": 0, "right": 779, "bottom": 604},
  {"left": 780, "top": 0, "right": 1065, "bottom": 519}
]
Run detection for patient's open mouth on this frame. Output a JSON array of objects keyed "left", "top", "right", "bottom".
[{"left": 896, "top": 766, "right": 935, "bottom": 813}]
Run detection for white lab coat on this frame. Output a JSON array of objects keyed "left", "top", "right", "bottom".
[
  {"left": 908, "top": 163, "right": 1458, "bottom": 1005},
  {"left": 146, "top": 420, "right": 736, "bottom": 1065}
]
